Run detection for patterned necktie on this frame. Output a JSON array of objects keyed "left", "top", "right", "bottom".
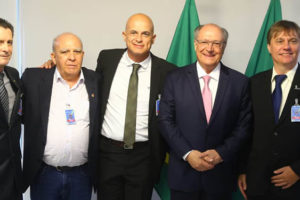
[
  {"left": 124, "top": 63, "right": 141, "bottom": 149},
  {"left": 272, "top": 74, "right": 287, "bottom": 123},
  {"left": 202, "top": 75, "right": 212, "bottom": 123},
  {"left": 0, "top": 72, "right": 9, "bottom": 119}
]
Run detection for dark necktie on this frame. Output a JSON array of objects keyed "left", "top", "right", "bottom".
[
  {"left": 272, "top": 74, "right": 287, "bottom": 123},
  {"left": 0, "top": 72, "right": 9, "bottom": 119},
  {"left": 124, "top": 63, "right": 141, "bottom": 149}
]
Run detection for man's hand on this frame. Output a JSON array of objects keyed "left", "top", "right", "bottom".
[
  {"left": 186, "top": 150, "right": 214, "bottom": 172},
  {"left": 271, "top": 166, "right": 300, "bottom": 189},
  {"left": 238, "top": 174, "right": 247, "bottom": 200},
  {"left": 201, "top": 149, "right": 223, "bottom": 165},
  {"left": 39, "top": 59, "right": 54, "bottom": 69}
]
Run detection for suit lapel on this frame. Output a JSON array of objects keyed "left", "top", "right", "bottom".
[
  {"left": 82, "top": 68, "right": 97, "bottom": 139},
  {"left": 185, "top": 63, "right": 207, "bottom": 123},
  {"left": 4, "top": 66, "right": 22, "bottom": 126},
  {"left": 39, "top": 68, "right": 55, "bottom": 138},
  {"left": 101, "top": 50, "right": 125, "bottom": 117},
  {"left": 278, "top": 64, "right": 300, "bottom": 125},
  {"left": 209, "top": 64, "right": 229, "bottom": 124},
  {"left": 148, "top": 55, "right": 161, "bottom": 124}
]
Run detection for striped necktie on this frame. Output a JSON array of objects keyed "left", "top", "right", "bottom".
[{"left": 0, "top": 72, "right": 9, "bottom": 119}]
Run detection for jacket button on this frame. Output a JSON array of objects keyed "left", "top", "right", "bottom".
[{"left": 274, "top": 132, "right": 278, "bottom": 136}]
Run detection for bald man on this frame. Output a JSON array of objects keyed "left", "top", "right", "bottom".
[
  {"left": 96, "top": 13, "right": 176, "bottom": 200},
  {"left": 22, "top": 33, "right": 101, "bottom": 200}
]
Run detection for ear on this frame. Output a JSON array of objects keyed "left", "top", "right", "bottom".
[
  {"left": 194, "top": 41, "right": 197, "bottom": 51},
  {"left": 151, "top": 34, "right": 156, "bottom": 44},
  {"left": 122, "top": 31, "right": 127, "bottom": 42},
  {"left": 267, "top": 44, "right": 271, "bottom": 54},
  {"left": 51, "top": 52, "right": 57, "bottom": 65}
]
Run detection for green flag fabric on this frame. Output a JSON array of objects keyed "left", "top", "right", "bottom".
[
  {"left": 154, "top": 0, "right": 200, "bottom": 199},
  {"left": 166, "top": 0, "right": 200, "bottom": 67},
  {"left": 245, "top": 0, "right": 282, "bottom": 77}
]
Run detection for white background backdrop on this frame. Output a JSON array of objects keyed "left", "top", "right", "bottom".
[{"left": 1, "top": 0, "right": 300, "bottom": 199}]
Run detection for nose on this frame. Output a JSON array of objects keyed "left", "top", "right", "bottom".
[
  {"left": 135, "top": 34, "right": 142, "bottom": 42},
  {"left": 68, "top": 52, "right": 76, "bottom": 61},
  {"left": 0, "top": 42, "right": 9, "bottom": 52},
  {"left": 206, "top": 42, "right": 214, "bottom": 51},
  {"left": 282, "top": 41, "right": 291, "bottom": 50}
]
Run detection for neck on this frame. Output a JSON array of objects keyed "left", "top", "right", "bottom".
[
  {"left": 0, "top": 66, "right": 5, "bottom": 73},
  {"left": 274, "top": 63, "right": 296, "bottom": 75},
  {"left": 128, "top": 52, "right": 149, "bottom": 63}
]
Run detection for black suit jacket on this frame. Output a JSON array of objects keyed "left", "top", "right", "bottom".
[
  {"left": 246, "top": 64, "right": 300, "bottom": 196},
  {"left": 0, "top": 66, "right": 23, "bottom": 199},
  {"left": 95, "top": 49, "right": 176, "bottom": 183},
  {"left": 22, "top": 67, "right": 101, "bottom": 191}
]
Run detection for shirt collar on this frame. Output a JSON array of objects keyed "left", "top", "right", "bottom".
[
  {"left": 271, "top": 63, "right": 298, "bottom": 83},
  {"left": 54, "top": 68, "right": 84, "bottom": 86},
  {"left": 123, "top": 51, "right": 151, "bottom": 70},
  {"left": 196, "top": 62, "right": 221, "bottom": 81}
]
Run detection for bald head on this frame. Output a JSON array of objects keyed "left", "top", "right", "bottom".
[
  {"left": 125, "top": 13, "right": 154, "bottom": 34},
  {"left": 52, "top": 32, "right": 83, "bottom": 52},
  {"left": 122, "top": 13, "right": 156, "bottom": 62}
]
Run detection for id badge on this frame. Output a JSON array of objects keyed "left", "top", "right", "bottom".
[
  {"left": 65, "top": 109, "right": 76, "bottom": 125},
  {"left": 156, "top": 94, "right": 161, "bottom": 116}
]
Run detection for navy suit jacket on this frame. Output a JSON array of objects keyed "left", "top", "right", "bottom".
[
  {"left": 22, "top": 67, "right": 101, "bottom": 191},
  {"left": 159, "top": 62, "right": 252, "bottom": 193}
]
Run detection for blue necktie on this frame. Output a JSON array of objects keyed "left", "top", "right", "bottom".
[{"left": 272, "top": 75, "right": 287, "bottom": 123}]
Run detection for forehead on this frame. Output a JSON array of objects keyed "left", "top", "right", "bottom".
[
  {"left": 272, "top": 30, "right": 299, "bottom": 39},
  {"left": 0, "top": 27, "right": 13, "bottom": 39},
  {"left": 55, "top": 35, "right": 82, "bottom": 50},
  {"left": 126, "top": 16, "right": 153, "bottom": 32},
  {"left": 197, "top": 25, "right": 223, "bottom": 40}
]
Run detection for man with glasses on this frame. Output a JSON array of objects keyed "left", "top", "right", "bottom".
[{"left": 158, "top": 23, "right": 252, "bottom": 200}]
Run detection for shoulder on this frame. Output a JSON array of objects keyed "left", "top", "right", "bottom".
[
  {"left": 250, "top": 69, "right": 271, "bottom": 83},
  {"left": 221, "top": 64, "right": 249, "bottom": 83},
  {"left": 82, "top": 67, "right": 100, "bottom": 79},
  {"left": 151, "top": 53, "right": 177, "bottom": 71},
  {"left": 5, "top": 66, "right": 20, "bottom": 78},
  {"left": 98, "top": 48, "right": 126, "bottom": 59}
]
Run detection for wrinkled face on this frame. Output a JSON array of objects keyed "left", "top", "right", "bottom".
[
  {"left": 51, "top": 34, "right": 84, "bottom": 80},
  {"left": 122, "top": 14, "right": 156, "bottom": 62},
  {"left": 267, "top": 30, "right": 300, "bottom": 70},
  {"left": 194, "top": 25, "right": 225, "bottom": 73},
  {"left": 0, "top": 27, "right": 13, "bottom": 69}
]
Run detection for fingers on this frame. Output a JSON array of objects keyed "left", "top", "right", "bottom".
[{"left": 238, "top": 174, "right": 247, "bottom": 199}]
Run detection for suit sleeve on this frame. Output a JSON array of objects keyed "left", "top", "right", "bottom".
[
  {"left": 158, "top": 73, "right": 193, "bottom": 159},
  {"left": 215, "top": 79, "right": 252, "bottom": 162}
]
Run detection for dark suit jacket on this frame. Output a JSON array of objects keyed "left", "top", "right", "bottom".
[
  {"left": 246, "top": 64, "right": 300, "bottom": 196},
  {"left": 22, "top": 67, "right": 101, "bottom": 191},
  {"left": 95, "top": 48, "right": 176, "bottom": 183},
  {"left": 159, "top": 62, "right": 252, "bottom": 194},
  {"left": 0, "top": 66, "right": 23, "bottom": 199}
]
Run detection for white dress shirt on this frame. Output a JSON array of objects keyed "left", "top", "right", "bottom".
[
  {"left": 43, "top": 69, "right": 90, "bottom": 167},
  {"left": 101, "top": 51, "right": 151, "bottom": 141},
  {"left": 271, "top": 64, "right": 298, "bottom": 117},
  {"left": 183, "top": 62, "right": 221, "bottom": 160}
]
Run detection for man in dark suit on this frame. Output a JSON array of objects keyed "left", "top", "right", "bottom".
[
  {"left": 96, "top": 13, "right": 175, "bottom": 200},
  {"left": 0, "top": 18, "right": 23, "bottom": 200},
  {"left": 159, "top": 24, "right": 252, "bottom": 200},
  {"left": 22, "top": 33, "right": 100, "bottom": 200},
  {"left": 238, "top": 20, "right": 300, "bottom": 200}
]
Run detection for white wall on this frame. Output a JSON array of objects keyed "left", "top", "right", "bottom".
[{"left": 1, "top": 0, "right": 300, "bottom": 199}]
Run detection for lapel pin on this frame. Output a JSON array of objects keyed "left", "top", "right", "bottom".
[
  {"left": 295, "top": 85, "right": 300, "bottom": 90},
  {"left": 91, "top": 93, "right": 95, "bottom": 98}
]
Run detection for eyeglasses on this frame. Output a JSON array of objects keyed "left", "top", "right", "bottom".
[{"left": 195, "top": 40, "right": 225, "bottom": 49}]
